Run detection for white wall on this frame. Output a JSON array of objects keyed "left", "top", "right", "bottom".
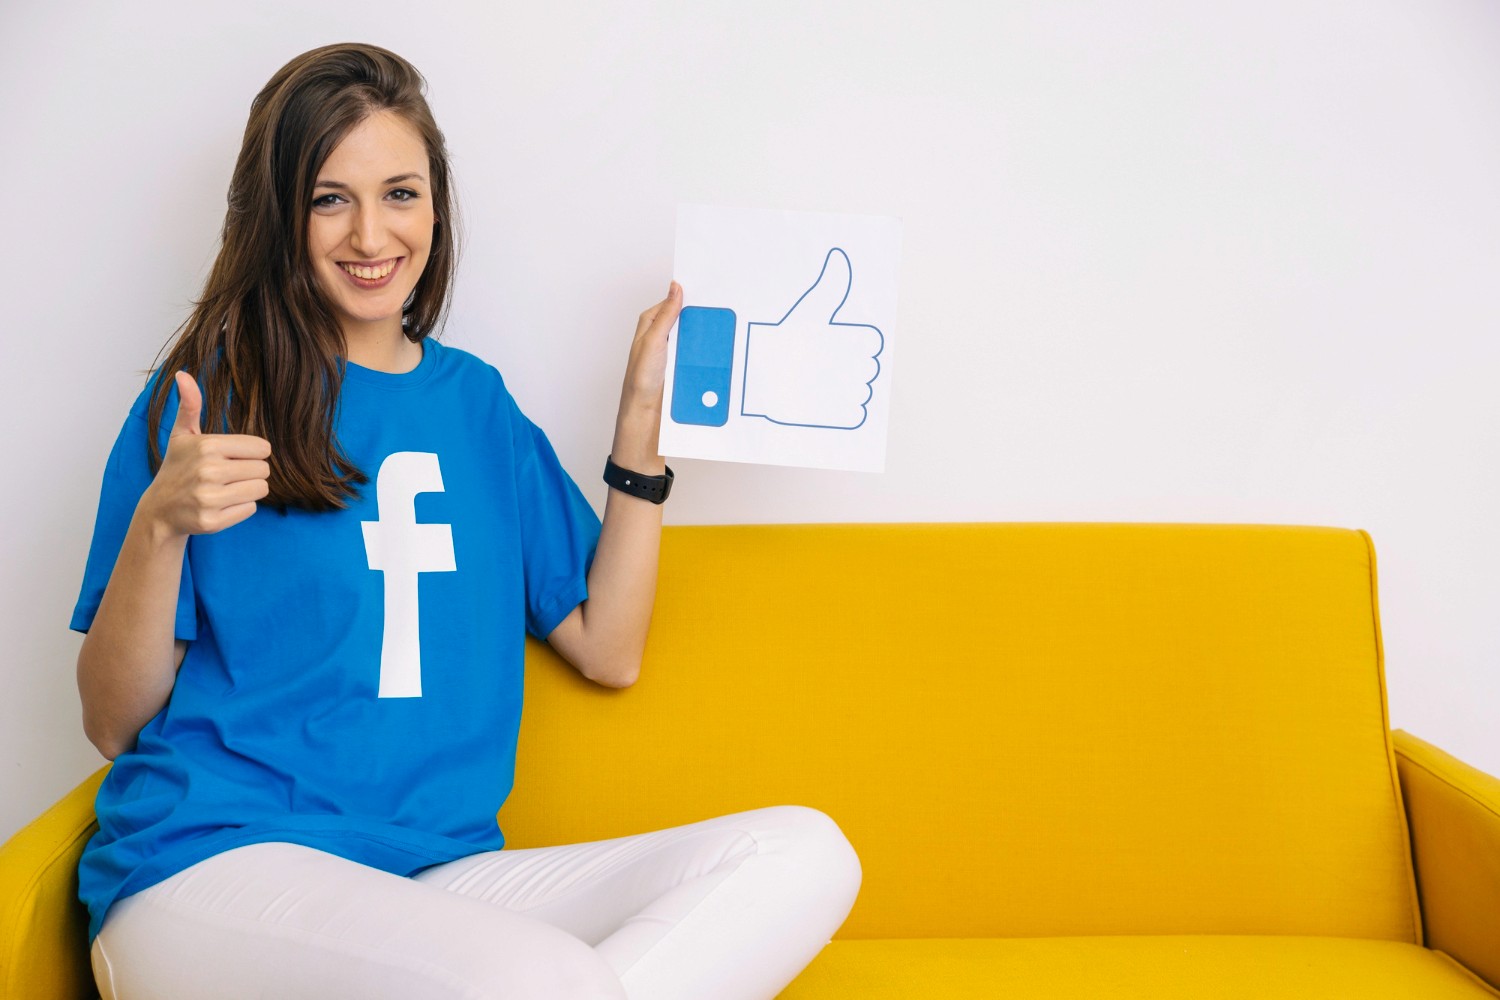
[{"left": 2, "top": 0, "right": 1497, "bottom": 841}]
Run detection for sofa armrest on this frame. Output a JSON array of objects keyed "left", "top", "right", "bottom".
[
  {"left": 1392, "top": 729, "right": 1500, "bottom": 992},
  {"left": 0, "top": 765, "right": 109, "bottom": 1000}
]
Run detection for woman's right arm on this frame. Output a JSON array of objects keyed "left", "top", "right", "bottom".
[
  {"left": 77, "top": 517, "right": 192, "bottom": 760},
  {"left": 77, "top": 371, "right": 271, "bottom": 760}
]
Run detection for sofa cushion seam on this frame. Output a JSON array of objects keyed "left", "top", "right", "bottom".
[
  {"left": 1361, "top": 526, "right": 1424, "bottom": 946},
  {"left": 1398, "top": 753, "right": 1500, "bottom": 820},
  {"left": 1430, "top": 947, "right": 1500, "bottom": 998}
]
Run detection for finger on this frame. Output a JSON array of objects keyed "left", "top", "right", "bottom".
[
  {"left": 782, "top": 248, "right": 852, "bottom": 324},
  {"left": 641, "top": 282, "right": 684, "bottom": 340},
  {"left": 218, "top": 458, "right": 272, "bottom": 485},
  {"left": 193, "top": 480, "right": 268, "bottom": 518},
  {"left": 171, "top": 371, "right": 203, "bottom": 436},
  {"left": 635, "top": 282, "right": 682, "bottom": 336},
  {"left": 215, "top": 501, "right": 260, "bottom": 532},
  {"left": 216, "top": 477, "right": 271, "bottom": 507},
  {"left": 203, "top": 435, "right": 273, "bottom": 460}
]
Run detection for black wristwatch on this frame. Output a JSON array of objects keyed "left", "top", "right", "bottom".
[{"left": 603, "top": 456, "right": 674, "bottom": 504}]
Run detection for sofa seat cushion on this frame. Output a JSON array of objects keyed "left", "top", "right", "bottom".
[{"left": 780, "top": 936, "right": 1500, "bottom": 998}]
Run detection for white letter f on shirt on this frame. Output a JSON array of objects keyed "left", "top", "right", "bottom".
[{"left": 361, "top": 451, "right": 456, "bottom": 698}]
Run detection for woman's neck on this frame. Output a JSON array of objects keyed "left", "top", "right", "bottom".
[{"left": 342, "top": 329, "right": 423, "bottom": 374}]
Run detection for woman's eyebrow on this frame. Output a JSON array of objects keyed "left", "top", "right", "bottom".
[{"left": 314, "top": 173, "right": 427, "bottom": 189}]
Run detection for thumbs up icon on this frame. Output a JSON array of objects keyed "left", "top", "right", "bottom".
[
  {"left": 740, "top": 247, "right": 883, "bottom": 430},
  {"left": 668, "top": 247, "right": 884, "bottom": 431}
]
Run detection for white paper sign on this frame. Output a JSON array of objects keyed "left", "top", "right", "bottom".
[{"left": 660, "top": 203, "right": 902, "bottom": 472}]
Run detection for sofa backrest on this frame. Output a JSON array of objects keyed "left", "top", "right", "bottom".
[{"left": 500, "top": 523, "right": 1421, "bottom": 941}]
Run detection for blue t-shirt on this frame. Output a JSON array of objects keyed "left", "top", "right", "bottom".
[{"left": 69, "top": 337, "right": 602, "bottom": 943}]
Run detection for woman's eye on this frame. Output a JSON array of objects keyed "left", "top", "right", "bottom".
[{"left": 313, "top": 190, "right": 416, "bottom": 209}]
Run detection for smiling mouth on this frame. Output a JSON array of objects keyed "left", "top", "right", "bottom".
[{"left": 339, "top": 257, "right": 401, "bottom": 280}]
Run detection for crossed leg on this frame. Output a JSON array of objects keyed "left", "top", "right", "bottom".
[
  {"left": 92, "top": 804, "right": 860, "bottom": 1000},
  {"left": 415, "top": 804, "right": 863, "bottom": 1000}
]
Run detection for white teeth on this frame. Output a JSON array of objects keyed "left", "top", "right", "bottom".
[{"left": 341, "top": 260, "right": 395, "bottom": 280}]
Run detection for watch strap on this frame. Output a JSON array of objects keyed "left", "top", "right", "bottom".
[{"left": 603, "top": 456, "right": 673, "bottom": 504}]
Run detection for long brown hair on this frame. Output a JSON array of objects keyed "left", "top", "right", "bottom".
[{"left": 143, "top": 42, "right": 464, "bottom": 512}]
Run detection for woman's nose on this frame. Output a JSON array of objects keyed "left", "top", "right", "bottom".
[{"left": 350, "top": 205, "right": 388, "bottom": 256}]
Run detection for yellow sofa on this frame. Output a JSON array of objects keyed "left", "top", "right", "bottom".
[{"left": 5, "top": 523, "right": 1499, "bottom": 998}]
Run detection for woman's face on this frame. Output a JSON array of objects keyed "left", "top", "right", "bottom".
[{"left": 307, "top": 109, "right": 436, "bottom": 347}]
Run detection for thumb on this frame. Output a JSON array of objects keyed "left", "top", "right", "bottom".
[
  {"left": 781, "top": 247, "right": 853, "bottom": 325},
  {"left": 170, "top": 370, "right": 203, "bottom": 436}
]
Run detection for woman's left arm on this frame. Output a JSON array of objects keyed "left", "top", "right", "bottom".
[{"left": 545, "top": 281, "right": 682, "bottom": 687}]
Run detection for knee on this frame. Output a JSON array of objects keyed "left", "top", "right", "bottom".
[
  {"left": 768, "top": 805, "right": 863, "bottom": 907},
  {"left": 471, "top": 929, "right": 627, "bottom": 1000},
  {"left": 535, "top": 952, "right": 629, "bottom": 1000}
]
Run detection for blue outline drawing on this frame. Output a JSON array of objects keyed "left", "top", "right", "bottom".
[{"left": 739, "top": 247, "right": 884, "bottom": 430}]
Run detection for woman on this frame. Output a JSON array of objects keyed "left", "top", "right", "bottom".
[{"left": 71, "top": 42, "right": 861, "bottom": 1000}]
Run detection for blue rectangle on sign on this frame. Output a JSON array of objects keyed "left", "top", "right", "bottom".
[{"left": 671, "top": 306, "right": 736, "bottom": 427}]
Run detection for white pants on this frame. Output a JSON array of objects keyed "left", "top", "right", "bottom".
[{"left": 91, "top": 804, "right": 861, "bottom": 1000}]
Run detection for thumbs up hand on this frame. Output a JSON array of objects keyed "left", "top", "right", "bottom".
[
  {"left": 138, "top": 370, "right": 273, "bottom": 538},
  {"left": 168, "top": 368, "right": 204, "bottom": 437},
  {"left": 740, "top": 248, "right": 884, "bottom": 430}
]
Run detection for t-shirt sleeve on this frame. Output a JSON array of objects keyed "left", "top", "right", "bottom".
[
  {"left": 69, "top": 382, "right": 198, "bottom": 640},
  {"left": 500, "top": 382, "right": 603, "bottom": 641}
]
